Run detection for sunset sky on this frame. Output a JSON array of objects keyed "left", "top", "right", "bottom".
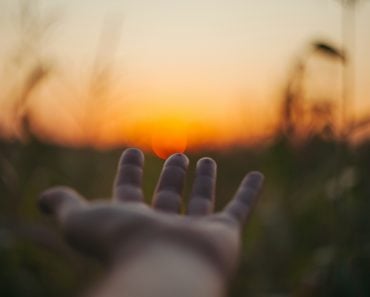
[{"left": 0, "top": 0, "right": 369, "bottom": 155}]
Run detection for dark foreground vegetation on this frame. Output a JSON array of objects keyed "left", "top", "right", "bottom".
[{"left": 1, "top": 134, "right": 369, "bottom": 297}]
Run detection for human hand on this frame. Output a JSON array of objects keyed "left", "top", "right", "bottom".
[{"left": 39, "top": 148, "right": 263, "bottom": 277}]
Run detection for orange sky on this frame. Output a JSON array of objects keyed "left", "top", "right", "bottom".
[{"left": 0, "top": 0, "right": 369, "bottom": 157}]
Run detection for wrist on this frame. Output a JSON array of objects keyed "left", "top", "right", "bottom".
[
  {"left": 93, "top": 241, "right": 226, "bottom": 297},
  {"left": 114, "top": 225, "right": 239, "bottom": 279}
]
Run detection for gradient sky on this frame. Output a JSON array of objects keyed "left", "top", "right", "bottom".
[{"left": 0, "top": 0, "right": 369, "bottom": 152}]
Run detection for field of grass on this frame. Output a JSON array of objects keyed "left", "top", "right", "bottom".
[{"left": 1, "top": 134, "right": 369, "bottom": 297}]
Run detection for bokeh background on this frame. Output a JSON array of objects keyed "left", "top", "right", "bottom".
[{"left": 1, "top": 0, "right": 370, "bottom": 296}]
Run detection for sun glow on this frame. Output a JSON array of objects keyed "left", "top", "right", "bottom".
[
  {"left": 1, "top": 1, "right": 370, "bottom": 151},
  {"left": 151, "top": 118, "right": 188, "bottom": 159}
]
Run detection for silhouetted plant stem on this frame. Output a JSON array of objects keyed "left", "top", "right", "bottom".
[{"left": 341, "top": 1, "right": 356, "bottom": 137}]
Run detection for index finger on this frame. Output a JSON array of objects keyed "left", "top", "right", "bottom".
[
  {"left": 113, "top": 148, "right": 145, "bottom": 203},
  {"left": 223, "top": 171, "right": 264, "bottom": 225}
]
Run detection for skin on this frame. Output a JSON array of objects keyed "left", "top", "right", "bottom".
[{"left": 38, "top": 148, "right": 264, "bottom": 293}]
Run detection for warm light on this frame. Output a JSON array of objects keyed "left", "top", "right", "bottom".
[{"left": 150, "top": 117, "right": 188, "bottom": 159}]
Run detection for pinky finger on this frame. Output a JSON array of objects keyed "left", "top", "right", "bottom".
[{"left": 223, "top": 171, "right": 264, "bottom": 226}]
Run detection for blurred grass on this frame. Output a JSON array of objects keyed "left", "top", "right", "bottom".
[{"left": 1, "top": 135, "right": 370, "bottom": 297}]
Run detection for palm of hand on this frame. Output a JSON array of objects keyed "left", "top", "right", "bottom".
[{"left": 39, "top": 149, "right": 263, "bottom": 275}]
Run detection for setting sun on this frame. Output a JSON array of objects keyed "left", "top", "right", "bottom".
[
  {"left": 150, "top": 117, "right": 188, "bottom": 159},
  {"left": 0, "top": 0, "right": 370, "bottom": 151}
]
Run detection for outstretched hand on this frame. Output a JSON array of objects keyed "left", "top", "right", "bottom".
[{"left": 39, "top": 148, "right": 263, "bottom": 277}]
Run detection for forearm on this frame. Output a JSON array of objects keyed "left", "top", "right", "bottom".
[{"left": 87, "top": 242, "right": 226, "bottom": 297}]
